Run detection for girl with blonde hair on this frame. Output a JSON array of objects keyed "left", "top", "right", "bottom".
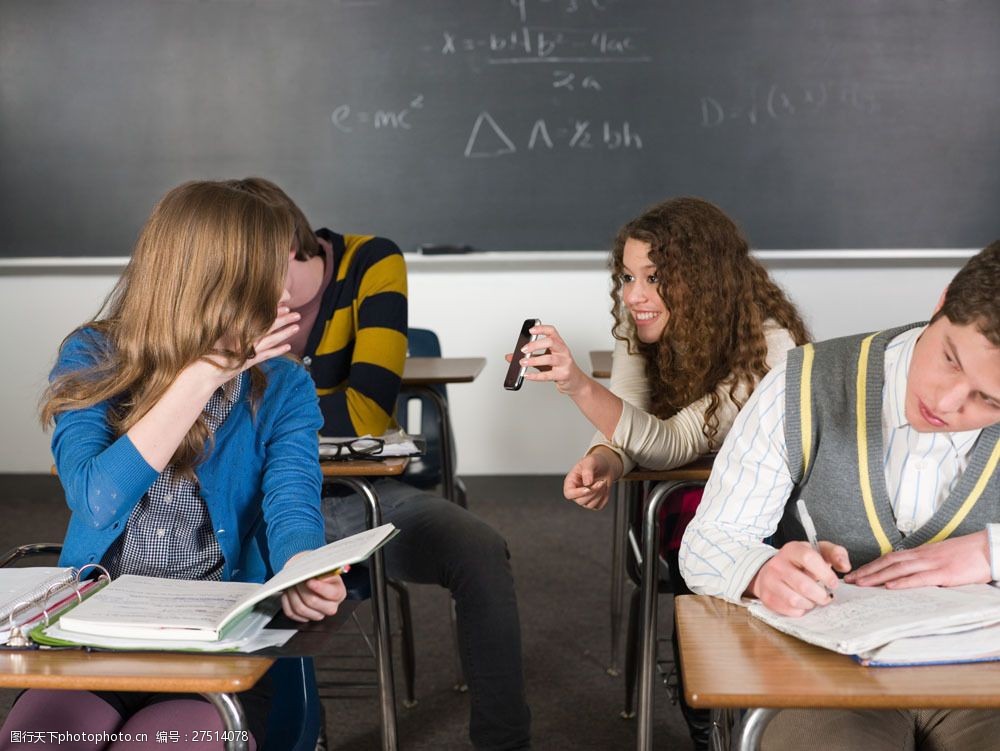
[{"left": 1, "top": 181, "right": 345, "bottom": 750}]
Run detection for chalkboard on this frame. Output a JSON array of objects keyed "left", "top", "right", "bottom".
[{"left": 1, "top": 0, "right": 999, "bottom": 257}]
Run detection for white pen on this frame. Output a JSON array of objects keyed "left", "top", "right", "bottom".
[{"left": 796, "top": 499, "right": 835, "bottom": 598}]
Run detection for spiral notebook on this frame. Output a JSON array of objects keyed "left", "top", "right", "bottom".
[
  {"left": 748, "top": 582, "right": 1000, "bottom": 666},
  {"left": 0, "top": 567, "right": 103, "bottom": 645}
]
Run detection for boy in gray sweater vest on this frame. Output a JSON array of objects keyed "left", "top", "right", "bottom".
[{"left": 680, "top": 242, "right": 1000, "bottom": 750}]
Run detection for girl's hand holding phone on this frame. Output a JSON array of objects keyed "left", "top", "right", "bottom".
[{"left": 519, "top": 324, "right": 588, "bottom": 396}]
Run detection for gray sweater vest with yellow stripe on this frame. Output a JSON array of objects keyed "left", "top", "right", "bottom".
[{"left": 778, "top": 323, "right": 1000, "bottom": 568}]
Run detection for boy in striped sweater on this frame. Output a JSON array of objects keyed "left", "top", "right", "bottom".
[{"left": 227, "top": 179, "right": 531, "bottom": 751}]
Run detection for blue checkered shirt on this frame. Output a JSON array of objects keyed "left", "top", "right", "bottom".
[{"left": 101, "top": 373, "right": 244, "bottom": 581}]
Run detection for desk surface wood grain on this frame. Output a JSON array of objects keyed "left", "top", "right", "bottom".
[
  {"left": 321, "top": 457, "right": 409, "bottom": 477},
  {"left": 676, "top": 595, "right": 1000, "bottom": 710},
  {"left": 0, "top": 650, "right": 272, "bottom": 693}
]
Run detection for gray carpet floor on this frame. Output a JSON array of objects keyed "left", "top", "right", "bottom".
[{"left": 0, "top": 474, "right": 689, "bottom": 750}]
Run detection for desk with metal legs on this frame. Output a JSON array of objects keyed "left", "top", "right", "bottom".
[
  {"left": 401, "top": 356, "right": 485, "bottom": 508},
  {"left": 322, "top": 457, "right": 409, "bottom": 751},
  {"left": 675, "top": 594, "right": 1000, "bottom": 751},
  {"left": 587, "top": 348, "right": 717, "bottom": 739},
  {"left": 626, "top": 458, "right": 715, "bottom": 751}
]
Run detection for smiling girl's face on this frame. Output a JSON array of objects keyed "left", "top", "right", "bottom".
[{"left": 620, "top": 238, "right": 669, "bottom": 343}]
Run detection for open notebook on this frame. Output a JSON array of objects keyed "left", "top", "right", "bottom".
[
  {"left": 33, "top": 524, "right": 397, "bottom": 652},
  {"left": 748, "top": 582, "right": 1000, "bottom": 666}
]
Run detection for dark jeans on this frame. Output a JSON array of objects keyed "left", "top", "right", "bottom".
[{"left": 323, "top": 478, "right": 531, "bottom": 751}]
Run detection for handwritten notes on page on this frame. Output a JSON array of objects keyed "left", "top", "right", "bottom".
[{"left": 748, "top": 583, "right": 1000, "bottom": 660}]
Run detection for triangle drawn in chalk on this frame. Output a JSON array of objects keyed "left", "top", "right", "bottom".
[{"left": 464, "top": 112, "right": 517, "bottom": 158}]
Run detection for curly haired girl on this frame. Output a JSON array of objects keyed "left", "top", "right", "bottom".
[
  {"left": 519, "top": 196, "right": 808, "bottom": 507},
  {"left": 512, "top": 197, "right": 808, "bottom": 748}
]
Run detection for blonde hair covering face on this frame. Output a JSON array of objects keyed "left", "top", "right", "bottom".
[{"left": 42, "top": 180, "right": 296, "bottom": 474}]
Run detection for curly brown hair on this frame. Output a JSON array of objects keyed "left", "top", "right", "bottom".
[{"left": 609, "top": 197, "right": 809, "bottom": 448}]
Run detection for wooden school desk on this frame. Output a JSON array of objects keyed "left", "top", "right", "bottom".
[
  {"left": 0, "top": 602, "right": 359, "bottom": 751},
  {"left": 401, "top": 356, "right": 485, "bottom": 507},
  {"left": 675, "top": 594, "right": 1000, "bottom": 751},
  {"left": 321, "top": 456, "right": 409, "bottom": 751},
  {"left": 0, "top": 650, "right": 270, "bottom": 750}
]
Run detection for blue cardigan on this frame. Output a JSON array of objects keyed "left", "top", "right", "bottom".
[{"left": 51, "top": 329, "right": 325, "bottom": 584}]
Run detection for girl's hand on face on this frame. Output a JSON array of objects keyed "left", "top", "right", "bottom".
[
  {"left": 518, "top": 324, "right": 588, "bottom": 396},
  {"left": 196, "top": 290, "right": 301, "bottom": 388},
  {"left": 563, "top": 449, "right": 623, "bottom": 511}
]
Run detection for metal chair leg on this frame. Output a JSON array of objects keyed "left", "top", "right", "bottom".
[
  {"left": 710, "top": 708, "right": 736, "bottom": 751},
  {"left": 609, "top": 481, "right": 635, "bottom": 676},
  {"left": 621, "top": 586, "right": 641, "bottom": 719},
  {"left": 328, "top": 478, "right": 398, "bottom": 751},
  {"left": 200, "top": 693, "right": 249, "bottom": 751},
  {"left": 387, "top": 578, "right": 417, "bottom": 707},
  {"left": 0, "top": 543, "right": 63, "bottom": 568},
  {"left": 736, "top": 708, "right": 779, "bottom": 751},
  {"left": 637, "top": 480, "right": 706, "bottom": 751}
]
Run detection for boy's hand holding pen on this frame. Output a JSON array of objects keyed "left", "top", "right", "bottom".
[
  {"left": 747, "top": 498, "right": 852, "bottom": 617},
  {"left": 797, "top": 499, "right": 839, "bottom": 600}
]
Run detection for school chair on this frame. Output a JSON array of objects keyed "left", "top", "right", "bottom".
[
  {"left": 264, "top": 656, "right": 323, "bottom": 751},
  {"left": 1, "top": 540, "right": 321, "bottom": 751},
  {"left": 338, "top": 563, "right": 418, "bottom": 708},
  {"left": 396, "top": 327, "right": 469, "bottom": 509}
]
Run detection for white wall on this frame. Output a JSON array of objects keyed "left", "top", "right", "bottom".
[{"left": 0, "top": 253, "right": 965, "bottom": 474}]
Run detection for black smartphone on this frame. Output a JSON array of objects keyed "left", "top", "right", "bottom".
[{"left": 503, "top": 318, "right": 541, "bottom": 391}]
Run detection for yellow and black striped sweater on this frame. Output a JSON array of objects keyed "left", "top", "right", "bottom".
[{"left": 305, "top": 229, "right": 408, "bottom": 436}]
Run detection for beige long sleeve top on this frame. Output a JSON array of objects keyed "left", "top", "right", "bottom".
[{"left": 588, "top": 322, "right": 796, "bottom": 474}]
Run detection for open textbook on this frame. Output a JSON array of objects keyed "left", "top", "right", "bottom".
[
  {"left": 748, "top": 582, "right": 1000, "bottom": 666},
  {"left": 36, "top": 524, "right": 397, "bottom": 651}
]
